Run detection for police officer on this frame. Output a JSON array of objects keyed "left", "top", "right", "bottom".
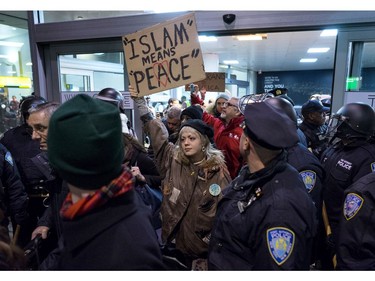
[
  {"left": 0, "top": 143, "right": 29, "bottom": 240},
  {"left": 320, "top": 102, "right": 375, "bottom": 269},
  {"left": 299, "top": 99, "right": 330, "bottom": 159},
  {"left": 335, "top": 172, "right": 375, "bottom": 269},
  {"left": 208, "top": 102, "right": 317, "bottom": 270},
  {"left": 95, "top": 88, "right": 138, "bottom": 139},
  {"left": 0, "top": 95, "right": 47, "bottom": 248},
  {"left": 265, "top": 97, "right": 326, "bottom": 268},
  {"left": 265, "top": 97, "right": 324, "bottom": 213}
]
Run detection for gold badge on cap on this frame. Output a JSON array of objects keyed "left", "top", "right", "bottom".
[{"left": 209, "top": 184, "right": 221, "bottom": 196}]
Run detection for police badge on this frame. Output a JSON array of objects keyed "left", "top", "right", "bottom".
[
  {"left": 267, "top": 227, "right": 295, "bottom": 265},
  {"left": 299, "top": 170, "right": 316, "bottom": 193},
  {"left": 343, "top": 193, "right": 364, "bottom": 220}
]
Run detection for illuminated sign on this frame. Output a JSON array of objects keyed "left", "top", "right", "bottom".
[{"left": 0, "top": 76, "right": 32, "bottom": 88}]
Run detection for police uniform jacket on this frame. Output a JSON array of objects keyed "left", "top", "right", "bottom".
[
  {"left": 0, "top": 143, "right": 29, "bottom": 226},
  {"left": 58, "top": 189, "right": 165, "bottom": 270},
  {"left": 203, "top": 112, "right": 244, "bottom": 179},
  {"left": 287, "top": 142, "right": 325, "bottom": 216},
  {"left": 336, "top": 172, "right": 375, "bottom": 270},
  {"left": 321, "top": 139, "right": 375, "bottom": 242},
  {"left": 145, "top": 117, "right": 231, "bottom": 259},
  {"left": 299, "top": 121, "right": 328, "bottom": 158},
  {"left": 208, "top": 152, "right": 317, "bottom": 270},
  {"left": 0, "top": 124, "right": 45, "bottom": 192}
]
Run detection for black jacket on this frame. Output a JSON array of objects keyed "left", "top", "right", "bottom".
[
  {"left": 57, "top": 189, "right": 165, "bottom": 270},
  {"left": 299, "top": 121, "right": 328, "bottom": 159},
  {"left": 1, "top": 124, "right": 45, "bottom": 190},
  {"left": 0, "top": 143, "right": 29, "bottom": 226}
]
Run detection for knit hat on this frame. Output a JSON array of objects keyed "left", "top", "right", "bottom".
[
  {"left": 47, "top": 94, "right": 123, "bottom": 189},
  {"left": 216, "top": 93, "right": 230, "bottom": 101},
  {"left": 180, "top": 105, "right": 203, "bottom": 120},
  {"left": 180, "top": 119, "right": 214, "bottom": 140},
  {"left": 243, "top": 102, "right": 298, "bottom": 150}
]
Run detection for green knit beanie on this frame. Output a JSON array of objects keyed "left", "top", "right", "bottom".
[{"left": 47, "top": 94, "right": 123, "bottom": 189}]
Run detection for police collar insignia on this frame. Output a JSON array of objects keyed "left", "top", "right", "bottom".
[
  {"left": 371, "top": 162, "right": 375, "bottom": 172},
  {"left": 209, "top": 184, "right": 221, "bottom": 196},
  {"left": 299, "top": 170, "right": 316, "bottom": 193},
  {"left": 267, "top": 227, "right": 295, "bottom": 265},
  {"left": 344, "top": 193, "right": 364, "bottom": 220}
]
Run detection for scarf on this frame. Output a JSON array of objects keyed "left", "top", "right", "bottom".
[{"left": 60, "top": 169, "right": 133, "bottom": 220}]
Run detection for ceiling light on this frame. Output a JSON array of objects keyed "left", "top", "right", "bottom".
[
  {"left": 300, "top": 58, "right": 318, "bottom": 63},
  {"left": 0, "top": 41, "right": 24, "bottom": 48},
  {"left": 235, "top": 34, "right": 267, "bottom": 41},
  {"left": 223, "top": 60, "right": 239, "bottom": 65},
  {"left": 307, "top": 48, "right": 330, "bottom": 53},
  {"left": 198, "top": 35, "right": 217, "bottom": 42},
  {"left": 320, "top": 29, "right": 338, "bottom": 37}
]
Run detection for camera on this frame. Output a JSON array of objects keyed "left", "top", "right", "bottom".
[{"left": 223, "top": 14, "right": 236, "bottom": 25}]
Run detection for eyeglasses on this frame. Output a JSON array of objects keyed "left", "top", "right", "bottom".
[{"left": 223, "top": 102, "right": 237, "bottom": 108}]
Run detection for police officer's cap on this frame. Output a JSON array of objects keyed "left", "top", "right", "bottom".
[
  {"left": 301, "top": 99, "right": 330, "bottom": 116},
  {"left": 269, "top": 88, "right": 288, "bottom": 96},
  {"left": 243, "top": 102, "right": 299, "bottom": 150}
]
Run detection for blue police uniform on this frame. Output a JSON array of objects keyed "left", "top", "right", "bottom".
[
  {"left": 287, "top": 142, "right": 324, "bottom": 214},
  {"left": 336, "top": 172, "right": 375, "bottom": 269},
  {"left": 299, "top": 121, "right": 329, "bottom": 158},
  {"left": 208, "top": 152, "right": 317, "bottom": 270},
  {"left": 321, "top": 139, "right": 375, "bottom": 243},
  {"left": 1, "top": 124, "right": 49, "bottom": 247},
  {"left": 0, "top": 143, "right": 29, "bottom": 229},
  {"left": 1, "top": 124, "right": 46, "bottom": 189}
]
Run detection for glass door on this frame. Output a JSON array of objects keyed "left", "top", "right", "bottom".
[{"left": 332, "top": 27, "right": 375, "bottom": 113}]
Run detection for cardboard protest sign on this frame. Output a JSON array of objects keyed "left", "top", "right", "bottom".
[
  {"left": 123, "top": 13, "right": 206, "bottom": 96},
  {"left": 185, "top": 72, "right": 226, "bottom": 92}
]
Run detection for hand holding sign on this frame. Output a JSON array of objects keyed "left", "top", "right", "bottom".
[{"left": 123, "top": 13, "right": 206, "bottom": 97}]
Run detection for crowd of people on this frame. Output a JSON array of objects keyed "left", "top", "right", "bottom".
[{"left": 0, "top": 84, "right": 374, "bottom": 271}]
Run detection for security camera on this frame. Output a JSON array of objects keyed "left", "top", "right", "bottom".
[{"left": 223, "top": 14, "right": 236, "bottom": 25}]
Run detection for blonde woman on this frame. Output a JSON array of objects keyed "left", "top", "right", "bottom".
[{"left": 130, "top": 87, "right": 231, "bottom": 270}]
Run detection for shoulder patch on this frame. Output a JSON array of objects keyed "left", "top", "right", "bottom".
[
  {"left": 343, "top": 193, "right": 364, "bottom": 220},
  {"left": 299, "top": 170, "right": 316, "bottom": 193},
  {"left": 371, "top": 162, "right": 375, "bottom": 172},
  {"left": 267, "top": 227, "right": 295, "bottom": 266},
  {"left": 5, "top": 151, "right": 13, "bottom": 166}
]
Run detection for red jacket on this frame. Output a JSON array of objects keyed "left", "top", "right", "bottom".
[
  {"left": 190, "top": 93, "right": 204, "bottom": 106},
  {"left": 203, "top": 112, "right": 244, "bottom": 179}
]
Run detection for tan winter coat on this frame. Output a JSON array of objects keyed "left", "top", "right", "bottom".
[{"left": 145, "top": 118, "right": 231, "bottom": 259}]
